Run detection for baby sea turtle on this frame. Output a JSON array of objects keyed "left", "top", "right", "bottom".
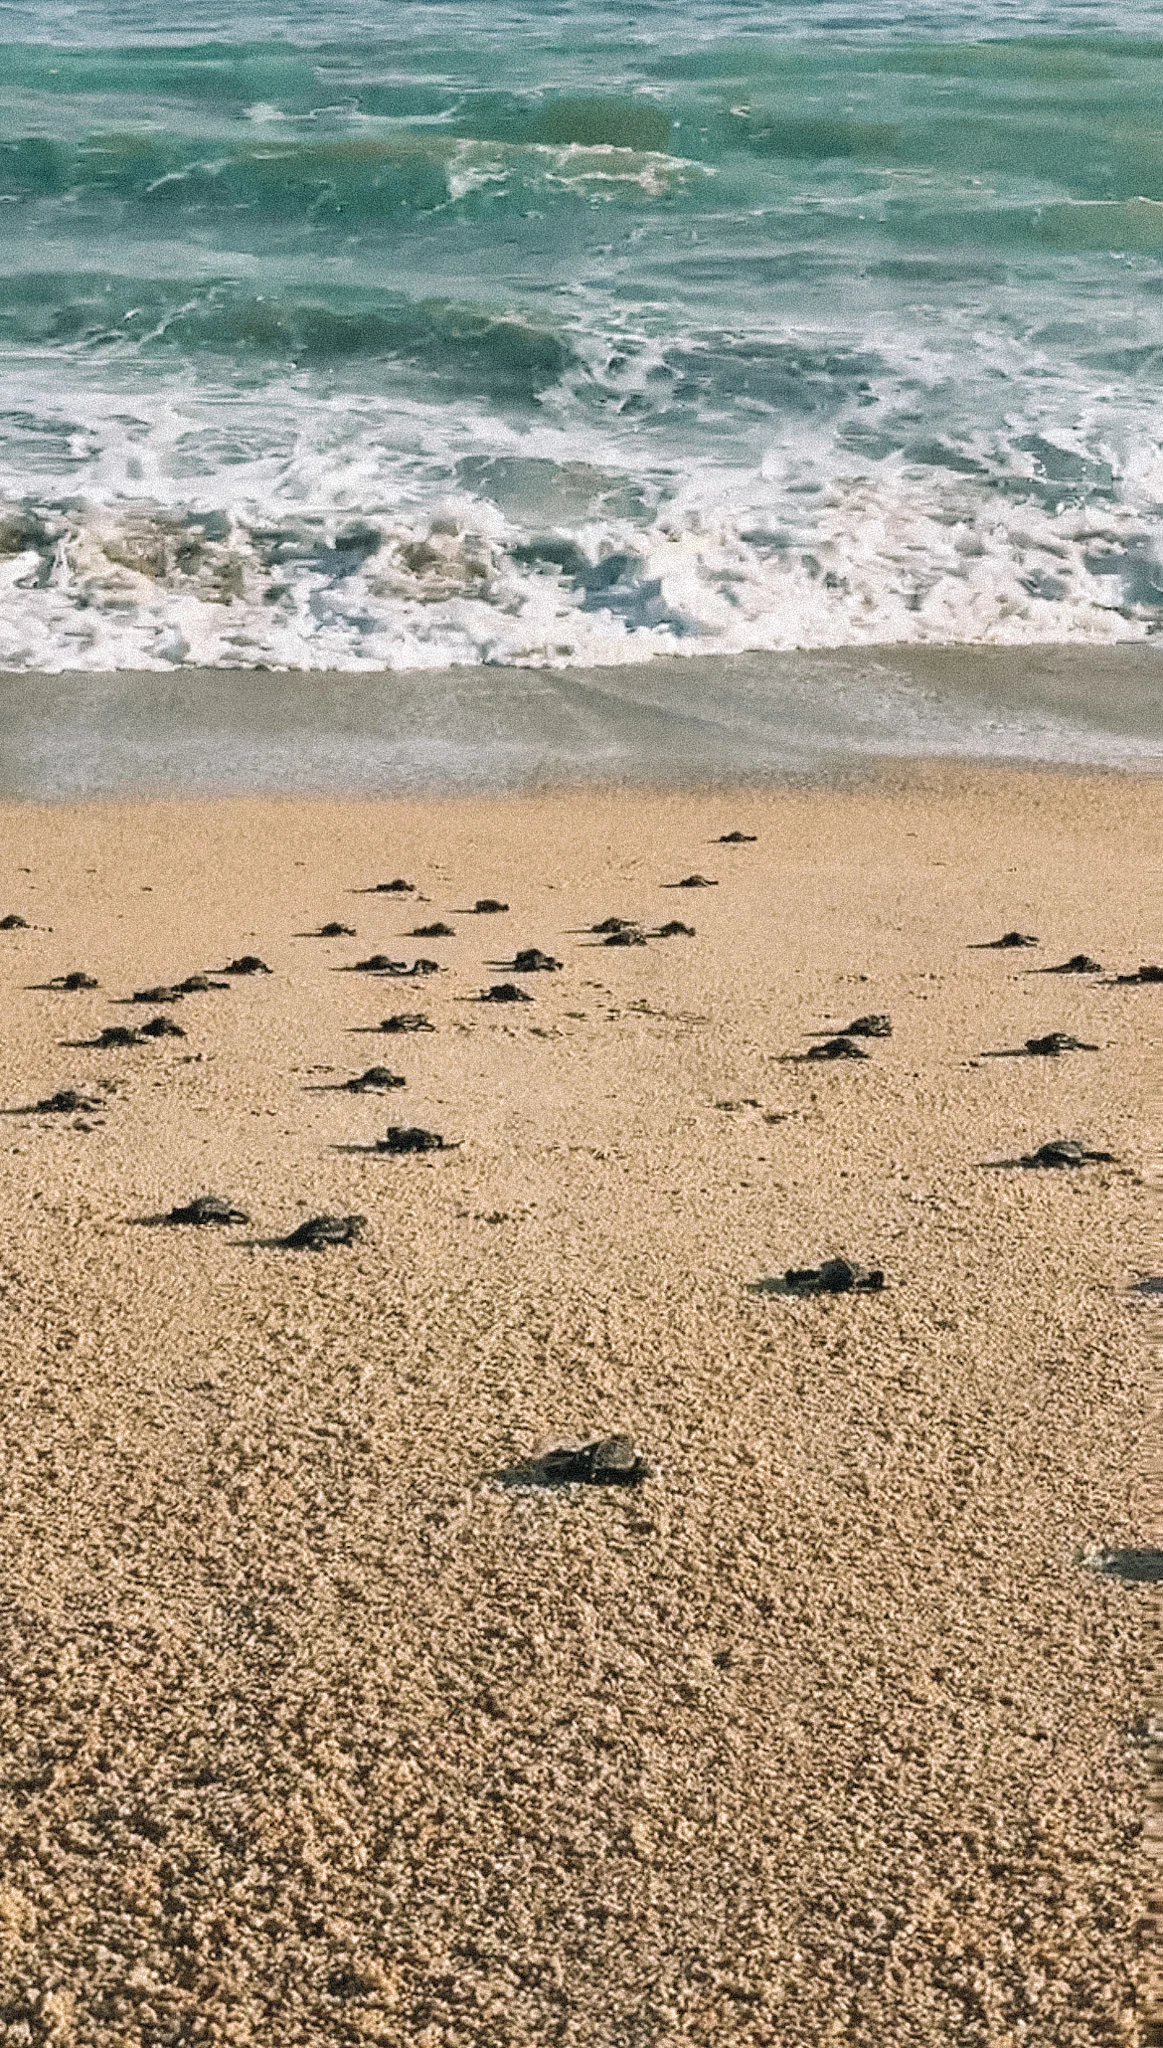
[
  {"left": 139, "top": 1015, "right": 186, "bottom": 1038},
  {"left": 407, "top": 959, "right": 442, "bottom": 976},
  {"left": 48, "top": 971, "right": 98, "bottom": 991},
  {"left": 344, "top": 1066, "right": 406, "bottom": 1091},
  {"left": 380, "top": 1013, "right": 434, "bottom": 1033},
  {"left": 481, "top": 983, "right": 533, "bottom": 1003},
  {"left": 35, "top": 1088, "right": 102, "bottom": 1113},
  {"left": 474, "top": 898, "right": 508, "bottom": 913},
  {"left": 167, "top": 1194, "right": 249, "bottom": 1225},
  {"left": 177, "top": 974, "right": 229, "bottom": 994},
  {"left": 655, "top": 921, "right": 695, "bottom": 938},
  {"left": 373, "top": 878, "right": 415, "bottom": 894},
  {"left": 353, "top": 954, "right": 405, "bottom": 973},
  {"left": 540, "top": 1436, "right": 648, "bottom": 1486},
  {"left": 1045, "top": 954, "right": 1102, "bottom": 974},
  {"left": 512, "top": 948, "right": 561, "bottom": 972},
  {"left": 805, "top": 1036, "right": 869, "bottom": 1061},
  {"left": 674, "top": 874, "right": 717, "bottom": 889},
  {"left": 132, "top": 984, "right": 182, "bottom": 1004},
  {"left": 412, "top": 922, "right": 454, "bottom": 938},
  {"left": 316, "top": 922, "right": 356, "bottom": 938},
  {"left": 281, "top": 1213, "right": 366, "bottom": 1250},
  {"left": 376, "top": 1126, "right": 456, "bottom": 1153},
  {"left": 92, "top": 1025, "right": 142, "bottom": 1048},
  {"left": 592, "top": 917, "right": 638, "bottom": 935},
  {"left": 605, "top": 930, "right": 648, "bottom": 947},
  {"left": 843, "top": 1013, "right": 892, "bottom": 1038},
  {"left": 785, "top": 1258, "right": 885, "bottom": 1294},
  {"left": 1025, "top": 1032, "right": 1098, "bottom": 1056},
  {"left": 1019, "top": 1138, "right": 1116, "bottom": 1168},
  {"left": 0, "top": 913, "right": 29, "bottom": 930},
  {"left": 222, "top": 956, "right": 271, "bottom": 975},
  {"left": 1115, "top": 964, "right": 1163, "bottom": 984},
  {"left": 718, "top": 831, "right": 757, "bottom": 843},
  {"left": 985, "top": 931, "right": 1039, "bottom": 949}
]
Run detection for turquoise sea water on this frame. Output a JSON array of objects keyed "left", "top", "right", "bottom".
[{"left": 2, "top": 0, "right": 1163, "bottom": 674}]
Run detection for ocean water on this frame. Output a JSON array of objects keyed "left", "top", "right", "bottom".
[{"left": 2, "top": 0, "right": 1163, "bottom": 679}]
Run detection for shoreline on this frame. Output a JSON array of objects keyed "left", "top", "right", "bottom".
[
  {"left": 0, "top": 644, "right": 1160, "bottom": 802},
  {"left": 2, "top": 768, "right": 1156, "bottom": 2044}
]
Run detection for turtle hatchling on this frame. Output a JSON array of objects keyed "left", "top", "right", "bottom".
[
  {"left": 167, "top": 1194, "right": 249, "bottom": 1225},
  {"left": 656, "top": 921, "right": 695, "bottom": 938},
  {"left": 785, "top": 1258, "right": 885, "bottom": 1294},
  {"left": 316, "top": 922, "right": 356, "bottom": 938},
  {"left": 605, "top": 930, "right": 648, "bottom": 948},
  {"left": 0, "top": 914, "right": 29, "bottom": 931},
  {"left": 222, "top": 955, "right": 271, "bottom": 975},
  {"left": 380, "top": 1013, "right": 434, "bottom": 1033},
  {"left": 344, "top": 1066, "right": 406, "bottom": 1091},
  {"left": 674, "top": 874, "right": 718, "bottom": 889},
  {"left": 35, "top": 1088, "right": 101, "bottom": 1114},
  {"left": 132, "top": 984, "right": 182, "bottom": 1003},
  {"left": 718, "top": 831, "right": 757, "bottom": 843},
  {"left": 473, "top": 898, "right": 508, "bottom": 913},
  {"left": 376, "top": 1125, "right": 456, "bottom": 1153},
  {"left": 1025, "top": 1032, "right": 1098, "bottom": 1056},
  {"left": 93, "top": 1025, "right": 142, "bottom": 1048},
  {"left": 139, "top": 1015, "right": 186, "bottom": 1038},
  {"left": 353, "top": 954, "right": 404, "bottom": 973},
  {"left": 481, "top": 983, "right": 533, "bottom": 1003},
  {"left": 540, "top": 1436, "right": 648, "bottom": 1486},
  {"left": 373, "top": 878, "right": 415, "bottom": 893},
  {"left": 512, "top": 948, "right": 561, "bottom": 972},
  {"left": 987, "top": 931, "right": 1039, "bottom": 949},
  {"left": 1046, "top": 954, "right": 1102, "bottom": 974},
  {"left": 412, "top": 922, "right": 454, "bottom": 938},
  {"left": 843, "top": 1013, "right": 892, "bottom": 1038},
  {"left": 1019, "top": 1138, "right": 1115, "bottom": 1168},
  {"left": 177, "top": 974, "right": 229, "bottom": 993},
  {"left": 1116, "top": 964, "right": 1163, "bottom": 984},
  {"left": 49, "top": 971, "right": 98, "bottom": 991},
  {"left": 806, "top": 1035, "right": 869, "bottom": 1061},
  {"left": 592, "top": 917, "right": 638, "bottom": 935},
  {"left": 281, "top": 1213, "right": 366, "bottom": 1250}
]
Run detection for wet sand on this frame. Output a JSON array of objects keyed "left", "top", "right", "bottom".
[{"left": 0, "top": 764, "right": 1157, "bottom": 2046}]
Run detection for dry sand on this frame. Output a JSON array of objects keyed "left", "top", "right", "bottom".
[{"left": 0, "top": 764, "right": 1158, "bottom": 2047}]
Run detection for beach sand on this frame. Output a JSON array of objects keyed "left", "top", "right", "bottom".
[{"left": 0, "top": 763, "right": 1157, "bottom": 2046}]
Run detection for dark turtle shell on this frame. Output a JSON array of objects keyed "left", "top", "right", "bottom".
[
  {"left": 374, "top": 878, "right": 415, "bottom": 893},
  {"left": 540, "top": 1436, "right": 647, "bottom": 1486},
  {"left": 990, "top": 930, "right": 1038, "bottom": 948},
  {"left": 0, "top": 913, "right": 29, "bottom": 930},
  {"left": 132, "top": 984, "right": 182, "bottom": 1003},
  {"left": 344, "top": 1067, "right": 406, "bottom": 1091},
  {"left": 1046, "top": 954, "right": 1102, "bottom": 973},
  {"left": 376, "top": 1126, "right": 453, "bottom": 1153},
  {"left": 480, "top": 983, "right": 532, "bottom": 1003},
  {"left": 35, "top": 1088, "right": 101, "bottom": 1113},
  {"left": 473, "top": 898, "right": 509, "bottom": 913},
  {"left": 1025, "top": 1032, "right": 1098, "bottom": 1055},
  {"left": 844, "top": 1013, "right": 892, "bottom": 1037},
  {"left": 49, "top": 971, "right": 98, "bottom": 990},
  {"left": 592, "top": 917, "right": 637, "bottom": 934},
  {"left": 1020, "top": 1138, "right": 1115, "bottom": 1167},
  {"left": 167, "top": 1194, "right": 249, "bottom": 1225},
  {"left": 94, "top": 1026, "right": 141, "bottom": 1047},
  {"left": 139, "top": 1015, "right": 186, "bottom": 1038},
  {"left": 412, "top": 922, "right": 454, "bottom": 938},
  {"left": 1117, "top": 963, "right": 1163, "bottom": 984},
  {"left": 674, "top": 874, "right": 717, "bottom": 888},
  {"left": 317, "top": 922, "right": 356, "bottom": 938},
  {"left": 223, "top": 956, "right": 271, "bottom": 975},
  {"left": 605, "top": 929, "right": 648, "bottom": 947},
  {"left": 718, "top": 831, "right": 757, "bottom": 843},
  {"left": 176, "top": 974, "right": 229, "bottom": 994},
  {"left": 655, "top": 921, "right": 695, "bottom": 938},
  {"left": 785, "top": 1258, "right": 884, "bottom": 1294},
  {"left": 512, "top": 948, "right": 561, "bottom": 972},
  {"left": 805, "top": 1036, "right": 869, "bottom": 1061},
  {"left": 380, "top": 1013, "right": 434, "bottom": 1033},
  {"left": 353, "top": 955, "right": 404, "bottom": 973},
  {"left": 282, "top": 1213, "right": 366, "bottom": 1249}
]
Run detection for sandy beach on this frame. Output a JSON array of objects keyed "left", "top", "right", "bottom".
[{"left": 0, "top": 763, "right": 1157, "bottom": 2046}]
